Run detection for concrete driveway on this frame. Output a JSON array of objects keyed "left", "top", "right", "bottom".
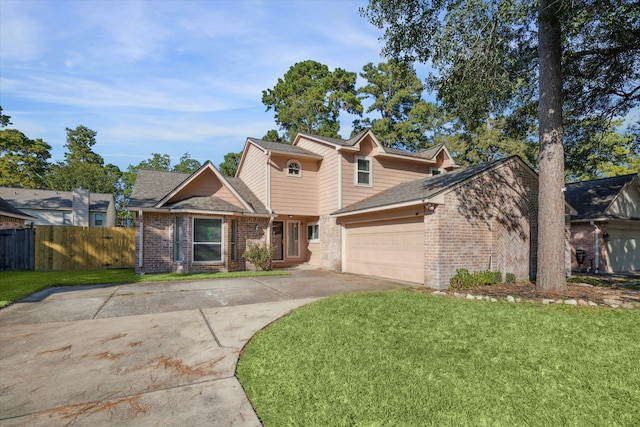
[{"left": 0, "top": 269, "right": 412, "bottom": 426}]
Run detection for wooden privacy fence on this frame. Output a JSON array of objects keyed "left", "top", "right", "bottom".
[
  {"left": 35, "top": 226, "right": 135, "bottom": 271},
  {"left": 0, "top": 228, "right": 35, "bottom": 271}
]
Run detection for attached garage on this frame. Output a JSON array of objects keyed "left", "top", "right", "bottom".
[
  {"left": 343, "top": 216, "right": 424, "bottom": 284},
  {"left": 606, "top": 222, "right": 640, "bottom": 273},
  {"left": 334, "top": 156, "right": 539, "bottom": 289}
]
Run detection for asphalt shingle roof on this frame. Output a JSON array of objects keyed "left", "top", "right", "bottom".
[
  {"left": 565, "top": 173, "right": 638, "bottom": 220},
  {"left": 248, "top": 138, "right": 322, "bottom": 158},
  {"left": 333, "top": 156, "right": 515, "bottom": 215},
  {"left": 0, "top": 187, "right": 113, "bottom": 211},
  {"left": 129, "top": 169, "right": 269, "bottom": 215},
  {"left": 0, "top": 197, "right": 36, "bottom": 219}
]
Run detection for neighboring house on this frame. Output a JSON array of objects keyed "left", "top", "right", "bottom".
[
  {"left": 131, "top": 129, "right": 545, "bottom": 288},
  {"left": 0, "top": 197, "right": 36, "bottom": 229},
  {"left": 565, "top": 173, "right": 640, "bottom": 274},
  {"left": 0, "top": 187, "right": 116, "bottom": 227}
]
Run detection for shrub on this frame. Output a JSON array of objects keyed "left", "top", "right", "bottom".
[
  {"left": 450, "top": 268, "right": 503, "bottom": 289},
  {"left": 473, "top": 270, "right": 503, "bottom": 286},
  {"left": 450, "top": 268, "right": 475, "bottom": 289},
  {"left": 243, "top": 242, "right": 273, "bottom": 271},
  {"left": 505, "top": 273, "right": 516, "bottom": 283}
]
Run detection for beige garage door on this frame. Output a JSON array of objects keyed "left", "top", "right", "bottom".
[
  {"left": 344, "top": 217, "right": 424, "bottom": 284},
  {"left": 606, "top": 226, "right": 640, "bottom": 273}
]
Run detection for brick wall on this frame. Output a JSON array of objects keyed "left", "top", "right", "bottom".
[
  {"left": 569, "top": 222, "right": 608, "bottom": 273},
  {"left": 319, "top": 214, "right": 342, "bottom": 270},
  {"left": 424, "top": 159, "right": 539, "bottom": 288},
  {"left": 0, "top": 215, "right": 26, "bottom": 230},
  {"left": 136, "top": 212, "right": 269, "bottom": 274}
]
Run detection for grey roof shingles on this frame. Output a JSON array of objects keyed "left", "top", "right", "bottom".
[
  {"left": 248, "top": 138, "right": 323, "bottom": 158},
  {"left": 333, "top": 156, "right": 515, "bottom": 215},
  {"left": 564, "top": 173, "right": 638, "bottom": 220},
  {"left": 0, "top": 187, "right": 113, "bottom": 211},
  {"left": 0, "top": 197, "right": 36, "bottom": 219},
  {"left": 129, "top": 169, "right": 269, "bottom": 215}
]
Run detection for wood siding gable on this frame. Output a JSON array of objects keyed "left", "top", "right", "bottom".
[
  {"left": 236, "top": 141, "right": 267, "bottom": 207},
  {"left": 157, "top": 162, "right": 252, "bottom": 212}
]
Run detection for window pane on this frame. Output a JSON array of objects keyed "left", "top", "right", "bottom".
[
  {"left": 357, "top": 171, "right": 370, "bottom": 184},
  {"left": 194, "top": 244, "right": 221, "bottom": 262},
  {"left": 287, "top": 222, "right": 299, "bottom": 257},
  {"left": 194, "top": 218, "right": 222, "bottom": 242},
  {"left": 357, "top": 158, "right": 370, "bottom": 172}
]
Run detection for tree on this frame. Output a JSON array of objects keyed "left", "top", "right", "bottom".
[
  {"left": 262, "top": 60, "right": 362, "bottom": 142},
  {"left": 46, "top": 126, "right": 121, "bottom": 194},
  {"left": 0, "top": 129, "right": 52, "bottom": 188},
  {"left": 219, "top": 152, "right": 241, "bottom": 177},
  {"left": 362, "top": 0, "right": 640, "bottom": 291},
  {"left": 354, "top": 60, "right": 433, "bottom": 150},
  {"left": 173, "top": 152, "right": 202, "bottom": 173},
  {"left": 262, "top": 129, "right": 286, "bottom": 143},
  {"left": 0, "top": 106, "right": 12, "bottom": 128}
]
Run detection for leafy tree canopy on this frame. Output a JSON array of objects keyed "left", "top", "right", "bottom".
[
  {"left": 219, "top": 151, "right": 242, "bottom": 177},
  {"left": 0, "top": 128, "right": 52, "bottom": 188},
  {"left": 362, "top": 0, "right": 640, "bottom": 164},
  {"left": 262, "top": 60, "right": 362, "bottom": 142},
  {"left": 0, "top": 106, "right": 12, "bottom": 128}
]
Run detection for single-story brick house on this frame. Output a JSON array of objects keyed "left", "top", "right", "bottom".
[
  {"left": 0, "top": 187, "right": 116, "bottom": 227},
  {"left": 565, "top": 173, "right": 639, "bottom": 273},
  {"left": 0, "top": 197, "right": 36, "bottom": 230}
]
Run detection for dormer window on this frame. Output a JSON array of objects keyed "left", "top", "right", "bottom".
[{"left": 287, "top": 160, "right": 301, "bottom": 177}]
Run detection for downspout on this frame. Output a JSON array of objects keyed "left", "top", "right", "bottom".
[
  {"left": 266, "top": 152, "right": 272, "bottom": 212},
  {"left": 337, "top": 147, "right": 343, "bottom": 209},
  {"left": 590, "top": 220, "right": 600, "bottom": 273},
  {"left": 138, "top": 210, "right": 144, "bottom": 271}
]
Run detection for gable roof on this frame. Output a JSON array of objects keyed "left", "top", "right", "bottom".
[
  {"left": 0, "top": 187, "right": 113, "bottom": 211},
  {"left": 247, "top": 138, "right": 323, "bottom": 158},
  {"left": 294, "top": 129, "right": 456, "bottom": 165},
  {"left": 333, "top": 156, "right": 528, "bottom": 216},
  {"left": 565, "top": 173, "right": 639, "bottom": 220},
  {"left": 0, "top": 197, "right": 36, "bottom": 221},
  {"left": 129, "top": 164, "right": 270, "bottom": 216}
]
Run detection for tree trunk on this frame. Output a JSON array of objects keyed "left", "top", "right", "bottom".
[{"left": 537, "top": 0, "right": 567, "bottom": 291}]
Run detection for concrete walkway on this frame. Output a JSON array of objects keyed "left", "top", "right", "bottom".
[{"left": 0, "top": 269, "right": 412, "bottom": 426}]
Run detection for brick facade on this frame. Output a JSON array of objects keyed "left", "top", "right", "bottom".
[
  {"left": 0, "top": 215, "right": 27, "bottom": 230},
  {"left": 569, "top": 222, "right": 608, "bottom": 273},
  {"left": 424, "top": 159, "right": 539, "bottom": 288},
  {"left": 136, "top": 212, "right": 269, "bottom": 274},
  {"left": 319, "top": 214, "right": 342, "bottom": 270}
]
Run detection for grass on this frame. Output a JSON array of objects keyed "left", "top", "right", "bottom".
[
  {"left": 0, "top": 269, "right": 289, "bottom": 307},
  {"left": 237, "top": 290, "right": 640, "bottom": 426}
]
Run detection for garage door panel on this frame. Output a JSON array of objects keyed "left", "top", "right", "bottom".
[
  {"left": 606, "top": 227, "right": 640, "bottom": 272},
  {"left": 344, "top": 218, "right": 424, "bottom": 284}
]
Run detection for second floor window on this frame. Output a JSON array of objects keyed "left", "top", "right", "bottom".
[
  {"left": 287, "top": 160, "right": 301, "bottom": 176},
  {"left": 63, "top": 212, "right": 71, "bottom": 225},
  {"left": 355, "top": 156, "right": 371, "bottom": 186}
]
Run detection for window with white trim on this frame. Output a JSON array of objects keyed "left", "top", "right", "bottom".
[
  {"left": 193, "top": 217, "right": 223, "bottom": 262},
  {"left": 63, "top": 212, "right": 71, "bottom": 225},
  {"left": 355, "top": 156, "right": 372, "bottom": 186},
  {"left": 287, "top": 221, "right": 300, "bottom": 257},
  {"left": 307, "top": 223, "right": 319, "bottom": 242},
  {"left": 287, "top": 160, "right": 301, "bottom": 176},
  {"left": 93, "top": 213, "right": 104, "bottom": 226}
]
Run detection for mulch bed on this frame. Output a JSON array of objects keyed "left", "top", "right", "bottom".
[{"left": 437, "top": 281, "right": 640, "bottom": 307}]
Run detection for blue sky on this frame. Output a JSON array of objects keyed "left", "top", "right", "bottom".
[{"left": 1, "top": 0, "right": 433, "bottom": 170}]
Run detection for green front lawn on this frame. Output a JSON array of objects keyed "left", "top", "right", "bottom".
[
  {"left": 0, "top": 269, "right": 288, "bottom": 307},
  {"left": 237, "top": 290, "right": 640, "bottom": 426}
]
